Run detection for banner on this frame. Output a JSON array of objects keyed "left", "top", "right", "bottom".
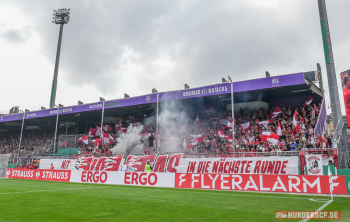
[
  {"left": 341, "top": 69, "right": 350, "bottom": 127},
  {"left": 175, "top": 173, "right": 347, "bottom": 194},
  {"left": 6, "top": 168, "right": 71, "bottom": 182},
  {"left": 39, "top": 154, "right": 185, "bottom": 173},
  {"left": 70, "top": 171, "right": 175, "bottom": 187},
  {"left": 305, "top": 155, "right": 323, "bottom": 175},
  {"left": 314, "top": 98, "right": 327, "bottom": 137},
  {"left": 177, "top": 156, "right": 298, "bottom": 175}
]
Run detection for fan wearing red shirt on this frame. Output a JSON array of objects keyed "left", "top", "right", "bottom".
[{"left": 16, "top": 164, "right": 21, "bottom": 169}]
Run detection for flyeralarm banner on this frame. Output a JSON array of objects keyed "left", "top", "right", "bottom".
[
  {"left": 176, "top": 156, "right": 299, "bottom": 175},
  {"left": 175, "top": 173, "right": 347, "bottom": 194}
]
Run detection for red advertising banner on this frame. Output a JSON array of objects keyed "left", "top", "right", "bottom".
[
  {"left": 341, "top": 69, "right": 350, "bottom": 127},
  {"left": 6, "top": 168, "right": 71, "bottom": 182},
  {"left": 175, "top": 173, "right": 347, "bottom": 194}
]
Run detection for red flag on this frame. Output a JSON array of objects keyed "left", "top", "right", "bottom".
[
  {"left": 194, "top": 115, "right": 200, "bottom": 126},
  {"left": 88, "top": 127, "right": 97, "bottom": 137},
  {"left": 304, "top": 95, "right": 313, "bottom": 106},
  {"left": 94, "top": 138, "right": 103, "bottom": 148},
  {"left": 256, "top": 119, "right": 272, "bottom": 128},
  {"left": 293, "top": 110, "right": 301, "bottom": 131},
  {"left": 269, "top": 106, "right": 282, "bottom": 118},
  {"left": 77, "top": 135, "right": 89, "bottom": 144},
  {"left": 115, "top": 119, "right": 122, "bottom": 127},
  {"left": 219, "top": 115, "right": 228, "bottom": 125}
]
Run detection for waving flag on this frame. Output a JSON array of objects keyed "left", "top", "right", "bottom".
[
  {"left": 269, "top": 106, "right": 282, "bottom": 118},
  {"left": 219, "top": 115, "right": 228, "bottom": 125},
  {"left": 204, "top": 106, "right": 214, "bottom": 115},
  {"left": 115, "top": 127, "right": 128, "bottom": 135},
  {"left": 88, "top": 127, "right": 98, "bottom": 137},
  {"left": 261, "top": 132, "right": 279, "bottom": 145},
  {"left": 187, "top": 136, "right": 205, "bottom": 149},
  {"left": 94, "top": 138, "right": 103, "bottom": 148},
  {"left": 277, "top": 122, "right": 282, "bottom": 136},
  {"left": 102, "top": 132, "right": 114, "bottom": 144},
  {"left": 256, "top": 119, "right": 272, "bottom": 129},
  {"left": 194, "top": 115, "right": 200, "bottom": 126},
  {"left": 239, "top": 122, "right": 250, "bottom": 133},
  {"left": 115, "top": 119, "right": 122, "bottom": 128},
  {"left": 103, "top": 124, "right": 112, "bottom": 132},
  {"left": 77, "top": 135, "right": 89, "bottom": 144},
  {"left": 304, "top": 95, "right": 313, "bottom": 106},
  {"left": 293, "top": 110, "right": 301, "bottom": 131}
]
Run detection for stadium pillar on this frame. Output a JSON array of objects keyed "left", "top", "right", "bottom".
[
  {"left": 100, "top": 101, "right": 105, "bottom": 141},
  {"left": 17, "top": 110, "right": 25, "bottom": 165},
  {"left": 317, "top": 0, "right": 349, "bottom": 168},
  {"left": 156, "top": 93, "right": 159, "bottom": 154},
  {"left": 53, "top": 106, "right": 59, "bottom": 157},
  {"left": 231, "top": 82, "right": 235, "bottom": 152}
]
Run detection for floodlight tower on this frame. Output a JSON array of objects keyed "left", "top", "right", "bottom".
[
  {"left": 317, "top": 0, "right": 349, "bottom": 168},
  {"left": 50, "top": 8, "right": 70, "bottom": 108}
]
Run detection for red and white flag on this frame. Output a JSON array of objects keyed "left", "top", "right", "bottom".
[
  {"left": 187, "top": 136, "right": 205, "bottom": 149},
  {"left": 239, "top": 122, "right": 250, "bottom": 133},
  {"left": 124, "top": 116, "right": 135, "bottom": 124},
  {"left": 102, "top": 132, "right": 114, "bottom": 144},
  {"left": 217, "top": 130, "right": 233, "bottom": 142},
  {"left": 204, "top": 106, "right": 214, "bottom": 115},
  {"left": 103, "top": 124, "right": 112, "bottom": 132},
  {"left": 293, "top": 110, "right": 301, "bottom": 131},
  {"left": 134, "top": 122, "right": 140, "bottom": 127},
  {"left": 261, "top": 132, "right": 279, "bottom": 145},
  {"left": 256, "top": 119, "right": 272, "bottom": 129},
  {"left": 219, "top": 115, "right": 228, "bottom": 125},
  {"left": 269, "top": 106, "right": 282, "bottom": 118},
  {"left": 304, "top": 95, "right": 313, "bottom": 106},
  {"left": 94, "top": 138, "right": 103, "bottom": 148},
  {"left": 115, "top": 127, "right": 128, "bottom": 135},
  {"left": 88, "top": 127, "right": 98, "bottom": 137},
  {"left": 115, "top": 119, "right": 122, "bottom": 128},
  {"left": 277, "top": 122, "right": 282, "bottom": 136},
  {"left": 194, "top": 115, "right": 200, "bottom": 126},
  {"left": 77, "top": 135, "right": 89, "bottom": 144}
]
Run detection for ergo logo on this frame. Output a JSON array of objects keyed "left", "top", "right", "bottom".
[
  {"left": 124, "top": 172, "right": 157, "bottom": 186},
  {"left": 81, "top": 171, "right": 107, "bottom": 183}
]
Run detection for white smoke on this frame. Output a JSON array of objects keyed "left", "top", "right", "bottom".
[
  {"left": 158, "top": 100, "right": 190, "bottom": 153},
  {"left": 111, "top": 124, "right": 144, "bottom": 155}
]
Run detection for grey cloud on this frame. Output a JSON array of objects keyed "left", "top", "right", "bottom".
[
  {"left": 0, "top": 27, "right": 31, "bottom": 44},
  {"left": 3, "top": 0, "right": 350, "bottom": 100}
]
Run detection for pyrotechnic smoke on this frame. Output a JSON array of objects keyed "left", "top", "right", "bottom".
[
  {"left": 158, "top": 100, "right": 190, "bottom": 153},
  {"left": 111, "top": 124, "right": 144, "bottom": 155}
]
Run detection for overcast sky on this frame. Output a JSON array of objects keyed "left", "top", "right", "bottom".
[{"left": 0, "top": 0, "right": 349, "bottom": 115}]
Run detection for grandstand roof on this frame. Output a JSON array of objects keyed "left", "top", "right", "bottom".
[{"left": 0, "top": 72, "right": 322, "bottom": 125}]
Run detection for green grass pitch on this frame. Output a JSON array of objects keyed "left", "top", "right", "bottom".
[{"left": 0, "top": 179, "right": 349, "bottom": 221}]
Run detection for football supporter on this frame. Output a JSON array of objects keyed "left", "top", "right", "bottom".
[{"left": 50, "top": 163, "right": 54, "bottom": 170}]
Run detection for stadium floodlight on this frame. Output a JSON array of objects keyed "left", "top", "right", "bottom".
[
  {"left": 25, "top": 109, "right": 30, "bottom": 112},
  {"left": 59, "top": 104, "right": 64, "bottom": 108},
  {"left": 184, "top": 84, "right": 190, "bottom": 89},
  {"left": 78, "top": 100, "right": 83, "bottom": 105},
  {"left": 41, "top": 106, "right": 46, "bottom": 110},
  {"left": 124, "top": 93, "right": 130, "bottom": 98},
  {"left": 50, "top": 8, "right": 71, "bottom": 108},
  {"left": 265, "top": 71, "right": 271, "bottom": 77},
  {"left": 228, "top": 76, "right": 233, "bottom": 83},
  {"left": 99, "top": 97, "right": 105, "bottom": 102},
  {"left": 152, "top": 88, "right": 158, "bottom": 94},
  {"left": 222, "top": 78, "right": 227, "bottom": 83}
]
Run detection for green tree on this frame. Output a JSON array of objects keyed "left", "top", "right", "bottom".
[{"left": 9, "top": 106, "right": 19, "bottom": 114}]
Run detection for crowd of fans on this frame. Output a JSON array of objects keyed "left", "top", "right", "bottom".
[
  {"left": 184, "top": 103, "right": 335, "bottom": 156},
  {"left": 0, "top": 102, "right": 335, "bottom": 157}
]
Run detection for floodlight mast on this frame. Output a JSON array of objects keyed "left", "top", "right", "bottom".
[{"left": 50, "top": 8, "right": 70, "bottom": 108}]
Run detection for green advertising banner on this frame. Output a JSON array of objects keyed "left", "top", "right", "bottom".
[{"left": 345, "top": 176, "right": 350, "bottom": 194}]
